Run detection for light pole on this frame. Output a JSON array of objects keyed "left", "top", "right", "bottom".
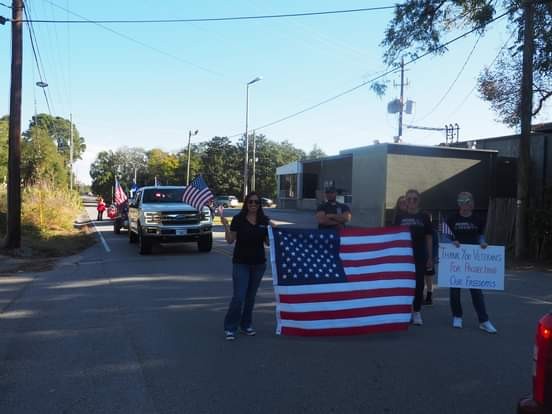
[
  {"left": 251, "top": 130, "right": 257, "bottom": 192},
  {"left": 243, "top": 76, "right": 262, "bottom": 197},
  {"left": 186, "top": 129, "right": 199, "bottom": 185}
]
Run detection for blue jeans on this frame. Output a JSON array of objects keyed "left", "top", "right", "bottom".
[
  {"left": 450, "top": 288, "right": 489, "bottom": 323},
  {"left": 224, "top": 263, "right": 266, "bottom": 332}
]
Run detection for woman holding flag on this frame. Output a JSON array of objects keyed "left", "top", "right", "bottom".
[{"left": 220, "top": 192, "right": 274, "bottom": 341}]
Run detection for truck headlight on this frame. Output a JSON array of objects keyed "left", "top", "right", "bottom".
[
  {"left": 201, "top": 207, "right": 211, "bottom": 221},
  {"left": 144, "top": 212, "right": 161, "bottom": 224}
]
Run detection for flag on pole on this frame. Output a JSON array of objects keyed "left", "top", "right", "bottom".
[
  {"left": 182, "top": 175, "right": 214, "bottom": 211},
  {"left": 439, "top": 220, "right": 455, "bottom": 241},
  {"left": 268, "top": 226, "right": 416, "bottom": 336},
  {"left": 114, "top": 178, "right": 128, "bottom": 206}
]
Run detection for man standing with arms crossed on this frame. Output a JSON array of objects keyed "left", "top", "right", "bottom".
[{"left": 315, "top": 186, "right": 352, "bottom": 229}]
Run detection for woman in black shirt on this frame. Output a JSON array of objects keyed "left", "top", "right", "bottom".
[
  {"left": 221, "top": 192, "right": 274, "bottom": 340},
  {"left": 393, "top": 189, "right": 433, "bottom": 326},
  {"left": 447, "top": 192, "right": 497, "bottom": 334}
]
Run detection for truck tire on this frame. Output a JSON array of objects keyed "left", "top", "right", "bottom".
[
  {"left": 114, "top": 219, "right": 121, "bottom": 235},
  {"left": 129, "top": 226, "right": 138, "bottom": 243},
  {"left": 198, "top": 234, "right": 213, "bottom": 252},
  {"left": 139, "top": 228, "right": 153, "bottom": 255}
]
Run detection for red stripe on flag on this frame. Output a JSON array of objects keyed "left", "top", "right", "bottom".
[
  {"left": 280, "top": 304, "right": 412, "bottom": 321},
  {"left": 341, "top": 255, "right": 414, "bottom": 267},
  {"left": 340, "top": 239, "right": 412, "bottom": 253},
  {"left": 278, "top": 287, "right": 415, "bottom": 304},
  {"left": 340, "top": 226, "right": 410, "bottom": 237},
  {"left": 281, "top": 323, "right": 409, "bottom": 336},
  {"left": 345, "top": 272, "right": 416, "bottom": 282}
]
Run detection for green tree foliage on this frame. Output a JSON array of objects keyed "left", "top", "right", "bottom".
[
  {"left": 202, "top": 136, "right": 243, "bottom": 195},
  {"left": 381, "top": 0, "right": 552, "bottom": 125},
  {"left": 27, "top": 114, "right": 86, "bottom": 166},
  {"left": 89, "top": 136, "right": 307, "bottom": 201},
  {"left": 305, "top": 145, "right": 327, "bottom": 160},
  {"left": 21, "top": 126, "right": 67, "bottom": 186},
  {"left": 0, "top": 115, "right": 7, "bottom": 183}
]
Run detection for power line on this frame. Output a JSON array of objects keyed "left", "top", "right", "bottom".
[
  {"left": 227, "top": 8, "right": 513, "bottom": 137},
  {"left": 23, "top": 1, "right": 53, "bottom": 115},
  {"left": 448, "top": 30, "right": 517, "bottom": 117},
  {"left": 416, "top": 34, "right": 482, "bottom": 122},
  {"left": 0, "top": 2, "right": 11, "bottom": 8},
  {"left": 39, "top": 0, "right": 223, "bottom": 76},
  {"left": 15, "top": 5, "right": 397, "bottom": 24}
]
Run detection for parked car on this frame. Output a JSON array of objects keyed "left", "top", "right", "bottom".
[
  {"left": 214, "top": 195, "right": 239, "bottom": 208},
  {"left": 261, "top": 197, "right": 275, "bottom": 207},
  {"left": 518, "top": 312, "right": 552, "bottom": 414}
]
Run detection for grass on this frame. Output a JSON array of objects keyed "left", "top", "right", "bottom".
[{"left": 0, "top": 184, "right": 96, "bottom": 262}]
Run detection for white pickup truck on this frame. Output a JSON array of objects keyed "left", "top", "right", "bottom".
[{"left": 128, "top": 186, "right": 213, "bottom": 255}]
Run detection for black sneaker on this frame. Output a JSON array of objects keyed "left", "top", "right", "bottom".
[
  {"left": 240, "top": 327, "right": 256, "bottom": 336},
  {"left": 224, "top": 331, "right": 236, "bottom": 341},
  {"left": 424, "top": 292, "right": 433, "bottom": 305}
]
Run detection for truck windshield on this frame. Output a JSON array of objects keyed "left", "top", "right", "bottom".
[{"left": 143, "top": 189, "right": 185, "bottom": 203}]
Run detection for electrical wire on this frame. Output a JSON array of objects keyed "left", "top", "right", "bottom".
[
  {"left": 226, "top": 8, "right": 513, "bottom": 138},
  {"left": 447, "top": 30, "right": 517, "bottom": 117},
  {"left": 24, "top": 1, "right": 53, "bottom": 115},
  {"left": 416, "top": 34, "right": 482, "bottom": 122},
  {"left": 0, "top": 2, "right": 11, "bottom": 9},
  {"left": 40, "top": 0, "right": 223, "bottom": 76},
  {"left": 15, "top": 5, "right": 397, "bottom": 24}
]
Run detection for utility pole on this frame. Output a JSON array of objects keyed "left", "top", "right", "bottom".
[
  {"left": 251, "top": 130, "right": 256, "bottom": 192},
  {"left": 69, "top": 113, "right": 74, "bottom": 191},
  {"left": 5, "top": 0, "right": 23, "bottom": 249},
  {"left": 515, "top": 0, "right": 535, "bottom": 259},
  {"left": 398, "top": 57, "right": 405, "bottom": 140}
]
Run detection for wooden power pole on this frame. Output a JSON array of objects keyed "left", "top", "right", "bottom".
[
  {"left": 515, "top": 0, "right": 535, "bottom": 259},
  {"left": 5, "top": 0, "right": 23, "bottom": 249}
]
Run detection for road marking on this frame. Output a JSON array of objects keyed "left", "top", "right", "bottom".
[{"left": 93, "top": 223, "right": 111, "bottom": 253}]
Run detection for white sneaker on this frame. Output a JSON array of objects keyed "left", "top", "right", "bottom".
[
  {"left": 412, "top": 312, "right": 423, "bottom": 326},
  {"left": 452, "top": 317, "right": 463, "bottom": 329},
  {"left": 479, "top": 321, "right": 497, "bottom": 334}
]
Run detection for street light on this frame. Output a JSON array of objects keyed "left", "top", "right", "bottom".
[
  {"left": 187, "top": 129, "right": 199, "bottom": 185},
  {"left": 243, "top": 76, "right": 262, "bottom": 197}
]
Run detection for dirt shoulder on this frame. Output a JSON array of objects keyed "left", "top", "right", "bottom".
[{"left": 0, "top": 210, "right": 96, "bottom": 275}]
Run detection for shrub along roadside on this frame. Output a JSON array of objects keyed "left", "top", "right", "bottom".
[{"left": 0, "top": 184, "right": 95, "bottom": 260}]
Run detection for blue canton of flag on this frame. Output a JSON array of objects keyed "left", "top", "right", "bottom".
[{"left": 273, "top": 229, "right": 346, "bottom": 285}]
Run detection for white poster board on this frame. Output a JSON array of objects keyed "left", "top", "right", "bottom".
[{"left": 437, "top": 243, "right": 505, "bottom": 291}]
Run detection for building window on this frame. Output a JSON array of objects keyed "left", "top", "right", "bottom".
[{"left": 279, "top": 174, "right": 297, "bottom": 198}]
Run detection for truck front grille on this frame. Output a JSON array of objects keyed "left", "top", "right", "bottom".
[{"left": 161, "top": 211, "right": 200, "bottom": 225}]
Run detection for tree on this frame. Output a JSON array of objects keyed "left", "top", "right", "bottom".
[
  {"left": 202, "top": 136, "right": 242, "bottom": 196},
  {"left": 146, "top": 148, "right": 179, "bottom": 185},
  {"left": 305, "top": 145, "right": 327, "bottom": 160},
  {"left": 26, "top": 113, "right": 86, "bottom": 166},
  {"left": 21, "top": 125, "right": 67, "bottom": 186},
  {"left": 381, "top": 0, "right": 552, "bottom": 124},
  {"left": 0, "top": 115, "right": 7, "bottom": 183}
]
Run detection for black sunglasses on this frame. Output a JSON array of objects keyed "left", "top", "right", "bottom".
[{"left": 247, "top": 199, "right": 260, "bottom": 205}]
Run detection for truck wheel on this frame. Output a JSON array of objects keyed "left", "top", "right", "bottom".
[
  {"left": 198, "top": 234, "right": 213, "bottom": 252},
  {"left": 129, "top": 227, "right": 138, "bottom": 244},
  {"left": 139, "top": 229, "right": 153, "bottom": 255},
  {"left": 114, "top": 220, "right": 121, "bottom": 234}
]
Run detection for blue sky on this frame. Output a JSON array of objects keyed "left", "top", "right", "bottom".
[{"left": 1, "top": 1, "right": 548, "bottom": 184}]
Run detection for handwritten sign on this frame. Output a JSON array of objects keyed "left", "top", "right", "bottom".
[{"left": 437, "top": 243, "right": 505, "bottom": 291}]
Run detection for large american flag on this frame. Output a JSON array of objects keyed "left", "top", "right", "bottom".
[
  {"left": 114, "top": 178, "right": 128, "bottom": 206},
  {"left": 182, "top": 175, "right": 213, "bottom": 211},
  {"left": 268, "top": 226, "right": 415, "bottom": 336}
]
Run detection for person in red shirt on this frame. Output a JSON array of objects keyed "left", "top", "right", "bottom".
[{"left": 96, "top": 197, "right": 106, "bottom": 221}]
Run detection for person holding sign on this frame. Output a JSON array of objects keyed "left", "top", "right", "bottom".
[
  {"left": 394, "top": 189, "right": 433, "bottom": 326},
  {"left": 446, "top": 192, "right": 497, "bottom": 334}
]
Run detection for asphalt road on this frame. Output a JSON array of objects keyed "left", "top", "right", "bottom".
[{"left": 0, "top": 203, "right": 551, "bottom": 413}]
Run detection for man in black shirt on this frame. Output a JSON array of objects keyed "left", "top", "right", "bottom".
[{"left": 315, "top": 186, "right": 351, "bottom": 229}]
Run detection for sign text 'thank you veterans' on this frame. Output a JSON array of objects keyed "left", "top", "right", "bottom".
[{"left": 437, "top": 244, "right": 505, "bottom": 291}]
